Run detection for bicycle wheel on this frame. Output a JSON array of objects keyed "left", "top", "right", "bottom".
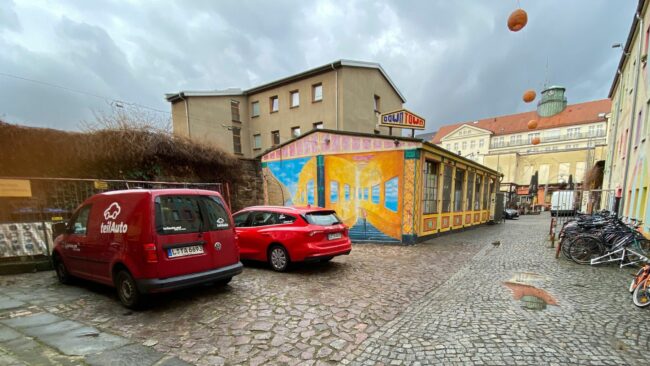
[
  {"left": 568, "top": 236, "right": 604, "bottom": 265},
  {"left": 636, "top": 239, "right": 650, "bottom": 257},
  {"left": 632, "top": 276, "right": 650, "bottom": 307}
]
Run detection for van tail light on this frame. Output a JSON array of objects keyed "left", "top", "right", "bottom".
[{"left": 143, "top": 243, "right": 158, "bottom": 263}]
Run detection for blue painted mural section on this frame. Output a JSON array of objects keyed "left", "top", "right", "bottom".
[
  {"left": 266, "top": 156, "right": 312, "bottom": 205},
  {"left": 385, "top": 177, "right": 398, "bottom": 212},
  {"left": 348, "top": 218, "right": 400, "bottom": 243}
]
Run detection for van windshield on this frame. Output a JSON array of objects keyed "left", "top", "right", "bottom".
[{"left": 304, "top": 211, "right": 341, "bottom": 226}]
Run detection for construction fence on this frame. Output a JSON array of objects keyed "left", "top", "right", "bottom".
[{"left": 0, "top": 177, "right": 228, "bottom": 259}]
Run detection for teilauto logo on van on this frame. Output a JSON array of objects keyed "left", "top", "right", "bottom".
[{"left": 101, "top": 202, "right": 128, "bottom": 234}]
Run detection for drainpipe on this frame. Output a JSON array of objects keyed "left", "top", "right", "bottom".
[
  {"left": 178, "top": 92, "right": 191, "bottom": 139},
  {"left": 619, "top": 12, "right": 643, "bottom": 217},
  {"left": 331, "top": 63, "right": 339, "bottom": 131}
]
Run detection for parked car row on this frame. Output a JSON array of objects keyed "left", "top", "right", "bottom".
[{"left": 51, "top": 189, "right": 352, "bottom": 308}]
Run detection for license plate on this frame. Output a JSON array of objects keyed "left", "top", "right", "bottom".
[
  {"left": 168, "top": 245, "right": 204, "bottom": 258},
  {"left": 328, "top": 232, "right": 342, "bottom": 240}
]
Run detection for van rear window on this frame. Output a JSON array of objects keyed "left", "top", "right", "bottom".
[
  {"left": 304, "top": 211, "right": 342, "bottom": 226},
  {"left": 202, "top": 196, "right": 231, "bottom": 230},
  {"left": 155, "top": 196, "right": 203, "bottom": 234}
]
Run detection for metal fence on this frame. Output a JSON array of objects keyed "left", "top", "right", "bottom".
[{"left": 0, "top": 177, "right": 228, "bottom": 259}]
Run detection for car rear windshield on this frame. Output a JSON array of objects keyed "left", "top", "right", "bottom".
[{"left": 304, "top": 211, "right": 342, "bottom": 226}]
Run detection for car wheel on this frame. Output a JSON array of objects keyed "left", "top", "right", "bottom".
[
  {"left": 53, "top": 255, "right": 72, "bottom": 285},
  {"left": 115, "top": 270, "right": 144, "bottom": 309},
  {"left": 268, "top": 245, "right": 290, "bottom": 272}
]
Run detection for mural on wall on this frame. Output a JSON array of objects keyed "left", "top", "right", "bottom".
[
  {"left": 324, "top": 151, "right": 403, "bottom": 242},
  {"left": 264, "top": 157, "right": 316, "bottom": 206},
  {"left": 263, "top": 150, "right": 405, "bottom": 242}
]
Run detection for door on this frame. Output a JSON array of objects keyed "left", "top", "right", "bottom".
[
  {"left": 62, "top": 204, "right": 92, "bottom": 276},
  {"left": 200, "top": 195, "right": 239, "bottom": 268},
  {"left": 234, "top": 211, "right": 266, "bottom": 260},
  {"left": 233, "top": 211, "right": 257, "bottom": 258},
  {"left": 154, "top": 195, "right": 212, "bottom": 278}
]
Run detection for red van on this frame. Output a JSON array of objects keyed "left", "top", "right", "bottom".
[{"left": 52, "top": 189, "right": 242, "bottom": 308}]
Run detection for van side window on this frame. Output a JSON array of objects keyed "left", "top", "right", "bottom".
[
  {"left": 70, "top": 205, "right": 92, "bottom": 235},
  {"left": 155, "top": 196, "right": 203, "bottom": 234},
  {"left": 202, "top": 196, "right": 231, "bottom": 230}
]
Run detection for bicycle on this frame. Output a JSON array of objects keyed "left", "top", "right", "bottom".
[{"left": 630, "top": 263, "right": 650, "bottom": 307}]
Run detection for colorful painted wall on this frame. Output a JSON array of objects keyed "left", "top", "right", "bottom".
[
  {"left": 324, "top": 151, "right": 404, "bottom": 241},
  {"left": 263, "top": 151, "right": 405, "bottom": 242},
  {"left": 261, "top": 131, "right": 500, "bottom": 243}
]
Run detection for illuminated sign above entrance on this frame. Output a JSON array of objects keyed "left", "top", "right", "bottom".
[{"left": 379, "top": 109, "right": 426, "bottom": 130}]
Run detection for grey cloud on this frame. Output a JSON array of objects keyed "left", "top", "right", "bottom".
[
  {"left": 0, "top": 0, "right": 638, "bottom": 132},
  {"left": 0, "top": 0, "right": 21, "bottom": 32}
]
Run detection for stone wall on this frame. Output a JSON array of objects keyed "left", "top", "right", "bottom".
[{"left": 230, "top": 158, "right": 265, "bottom": 212}]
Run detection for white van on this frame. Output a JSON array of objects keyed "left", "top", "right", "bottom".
[{"left": 551, "top": 191, "right": 575, "bottom": 217}]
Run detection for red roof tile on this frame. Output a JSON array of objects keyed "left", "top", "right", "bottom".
[{"left": 430, "top": 99, "right": 611, "bottom": 144}]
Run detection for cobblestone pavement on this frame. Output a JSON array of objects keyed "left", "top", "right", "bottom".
[
  {"left": 349, "top": 214, "right": 650, "bottom": 365},
  {"left": 0, "top": 227, "right": 483, "bottom": 365},
  {"left": 2, "top": 214, "right": 646, "bottom": 365}
]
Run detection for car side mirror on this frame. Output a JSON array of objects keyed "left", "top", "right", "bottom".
[{"left": 52, "top": 222, "right": 68, "bottom": 238}]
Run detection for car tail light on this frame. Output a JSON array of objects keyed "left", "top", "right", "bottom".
[
  {"left": 143, "top": 243, "right": 158, "bottom": 263},
  {"left": 308, "top": 230, "right": 324, "bottom": 237}
]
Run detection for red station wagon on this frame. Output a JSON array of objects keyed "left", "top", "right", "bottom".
[
  {"left": 52, "top": 189, "right": 243, "bottom": 308},
  {"left": 233, "top": 206, "right": 352, "bottom": 271}
]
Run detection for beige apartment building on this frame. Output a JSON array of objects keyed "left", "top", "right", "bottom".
[
  {"left": 428, "top": 87, "right": 611, "bottom": 206},
  {"left": 602, "top": 0, "right": 650, "bottom": 235},
  {"left": 166, "top": 60, "right": 406, "bottom": 158}
]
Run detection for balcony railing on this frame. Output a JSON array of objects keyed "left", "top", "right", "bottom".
[{"left": 489, "top": 130, "right": 606, "bottom": 149}]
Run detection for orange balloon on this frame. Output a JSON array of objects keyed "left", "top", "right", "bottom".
[
  {"left": 527, "top": 120, "right": 538, "bottom": 130},
  {"left": 508, "top": 9, "right": 528, "bottom": 32},
  {"left": 531, "top": 137, "right": 541, "bottom": 145},
  {"left": 523, "top": 90, "right": 536, "bottom": 103}
]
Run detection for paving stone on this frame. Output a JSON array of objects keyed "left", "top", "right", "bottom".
[
  {"left": 21, "top": 320, "right": 84, "bottom": 338},
  {"left": 85, "top": 344, "right": 164, "bottom": 366},
  {"left": 0, "top": 325, "right": 22, "bottom": 342},
  {"left": 39, "top": 326, "right": 130, "bottom": 356},
  {"left": 1, "top": 313, "right": 61, "bottom": 329},
  {"left": 0, "top": 299, "right": 25, "bottom": 311}
]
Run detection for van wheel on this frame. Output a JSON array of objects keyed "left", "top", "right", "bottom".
[
  {"left": 53, "top": 255, "right": 72, "bottom": 285},
  {"left": 115, "top": 270, "right": 144, "bottom": 309},
  {"left": 268, "top": 245, "right": 290, "bottom": 272}
]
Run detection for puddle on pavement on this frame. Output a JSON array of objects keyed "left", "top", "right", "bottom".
[{"left": 503, "top": 272, "right": 557, "bottom": 310}]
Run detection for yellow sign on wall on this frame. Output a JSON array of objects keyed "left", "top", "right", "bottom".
[{"left": 0, "top": 179, "right": 32, "bottom": 197}]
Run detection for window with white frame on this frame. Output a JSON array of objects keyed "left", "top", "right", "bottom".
[
  {"left": 290, "top": 90, "right": 299, "bottom": 108},
  {"left": 253, "top": 134, "right": 262, "bottom": 149},
  {"left": 312, "top": 83, "right": 323, "bottom": 102},
  {"left": 270, "top": 96, "right": 279, "bottom": 112}
]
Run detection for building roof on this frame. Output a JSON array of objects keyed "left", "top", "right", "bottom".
[
  {"left": 257, "top": 128, "right": 500, "bottom": 176},
  {"left": 609, "top": 0, "right": 647, "bottom": 98},
  {"left": 165, "top": 59, "right": 406, "bottom": 103},
  {"left": 431, "top": 99, "right": 611, "bottom": 144},
  {"left": 415, "top": 131, "right": 437, "bottom": 142}
]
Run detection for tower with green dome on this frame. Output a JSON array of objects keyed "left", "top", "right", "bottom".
[{"left": 536, "top": 86, "right": 567, "bottom": 117}]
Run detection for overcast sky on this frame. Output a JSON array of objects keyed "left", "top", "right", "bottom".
[{"left": 0, "top": 0, "right": 637, "bottom": 133}]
